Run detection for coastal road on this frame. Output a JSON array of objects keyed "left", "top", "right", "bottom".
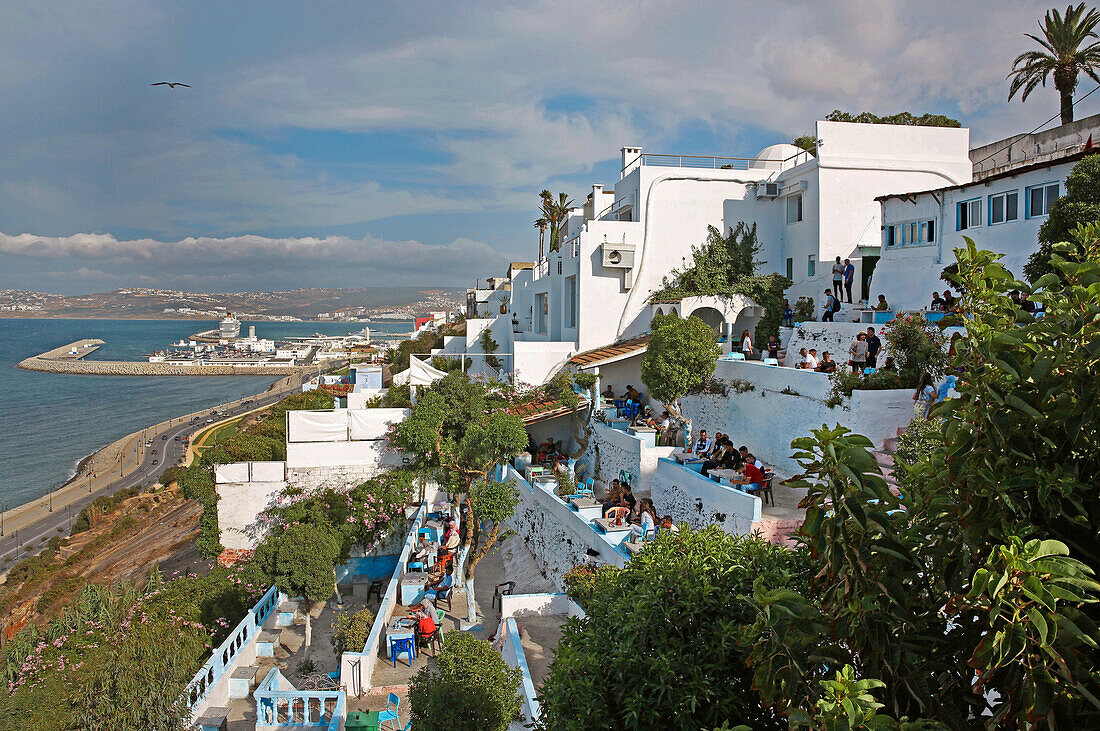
[{"left": 0, "top": 375, "right": 310, "bottom": 567}]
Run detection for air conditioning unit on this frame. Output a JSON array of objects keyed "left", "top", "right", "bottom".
[
  {"left": 601, "top": 242, "right": 636, "bottom": 268},
  {"left": 757, "top": 182, "right": 780, "bottom": 197}
]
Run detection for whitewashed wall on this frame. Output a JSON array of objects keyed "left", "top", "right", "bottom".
[
  {"left": 682, "top": 359, "right": 914, "bottom": 473},
  {"left": 651, "top": 458, "right": 762, "bottom": 534},
  {"left": 504, "top": 465, "right": 628, "bottom": 584},
  {"left": 215, "top": 462, "right": 287, "bottom": 550},
  {"left": 579, "top": 422, "right": 675, "bottom": 497},
  {"left": 784, "top": 322, "right": 895, "bottom": 366}
]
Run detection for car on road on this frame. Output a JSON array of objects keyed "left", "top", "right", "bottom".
[
  {"left": 174, "top": 436, "right": 181, "bottom": 441},
  {"left": 151, "top": 449, "right": 157, "bottom": 455},
  {"left": 152, "top": 460, "right": 158, "bottom": 466},
  {"left": 161, "top": 435, "right": 168, "bottom": 440}
]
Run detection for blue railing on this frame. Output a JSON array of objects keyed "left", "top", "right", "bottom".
[
  {"left": 187, "top": 583, "right": 280, "bottom": 709},
  {"left": 254, "top": 668, "right": 346, "bottom": 730}
]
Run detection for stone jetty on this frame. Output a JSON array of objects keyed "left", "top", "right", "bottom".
[{"left": 18, "top": 339, "right": 309, "bottom": 376}]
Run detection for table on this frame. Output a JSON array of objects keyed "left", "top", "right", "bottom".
[
  {"left": 593, "top": 517, "right": 633, "bottom": 534},
  {"left": 399, "top": 571, "right": 429, "bottom": 606},
  {"left": 570, "top": 496, "right": 600, "bottom": 510},
  {"left": 708, "top": 468, "right": 741, "bottom": 482},
  {"left": 524, "top": 465, "right": 547, "bottom": 483},
  {"left": 673, "top": 452, "right": 704, "bottom": 464},
  {"left": 628, "top": 426, "right": 657, "bottom": 448},
  {"left": 386, "top": 617, "right": 416, "bottom": 666}
]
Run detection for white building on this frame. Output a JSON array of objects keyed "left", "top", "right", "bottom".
[
  {"left": 456, "top": 120, "right": 973, "bottom": 385},
  {"left": 872, "top": 125, "right": 1100, "bottom": 311}
]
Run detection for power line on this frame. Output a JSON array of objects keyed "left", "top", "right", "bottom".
[{"left": 973, "top": 84, "right": 1100, "bottom": 167}]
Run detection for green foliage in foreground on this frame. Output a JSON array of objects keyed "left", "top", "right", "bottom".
[
  {"left": 537, "top": 528, "right": 814, "bottom": 730},
  {"left": 409, "top": 631, "right": 522, "bottom": 731}
]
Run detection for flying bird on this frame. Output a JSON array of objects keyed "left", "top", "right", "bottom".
[{"left": 150, "top": 82, "right": 191, "bottom": 88}]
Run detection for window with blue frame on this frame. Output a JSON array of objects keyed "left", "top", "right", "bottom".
[
  {"left": 1027, "top": 182, "right": 1060, "bottom": 218},
  {"left": 886, "top": 219, "right": 935, "bottom": 246},
  {"left": 988, "top": 191, "right": 1018, "bottom": 225},
  {"left": 956, "top": 198, "right": 981, "bottom": 230},
  {"left": 807, "top": 254, "right": 816, "bottom": 277}
]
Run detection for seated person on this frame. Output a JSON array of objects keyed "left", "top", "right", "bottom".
[
  {"left": 875, "top": 294, "right": 890, "bottom": 311},
  {"left": 536, "top": 437, "right": 555, "bottom": 463},
  {"left": 602, "top": 384, "right": 615, "bottom": 401},
  {"left": 738, "top": 459, "right": 766, "bottom": 490},
  {"left": 942, "top": 290, "right": 957, "bottom": 311},
  {"left": 701, "top": 439, "right": 738, "bottom": 477},
  {"left": 794, "top": 347, "right": 810, "bottom": 369},
  {"left": 410, "top": 602, "right": 439, "bottom": 649},
  {"left": 767, "top": 335, "right": 780, "bottom": 360},
  {"left": 605, "top": 483, "right": 637, "bottom": 519},
  {"left": 624, "top": 384, "right": 642, "bottom": 402},
  {"left": 804, "top": 349, "right": 819, "bottom": 371},
  {"left": 659, "top": 515, "right": 679, "bottom": 534},
  {"left": 424, "top": 564, "right": 455, "bottom": 603},
  {"left": 631, "top": 498, "right": 658, "bottom": 538},
  {"left": 601, "top": 479, "right": 622, "bottom": 516},
  {"left": 1019, "top": 292, "right": 1036, "bottom": 313},
  {"left": 437, "top": 520, "right": 460, "bottom": 559},
  {"left": 816, "top": 351, "right": 837, "bottom": 373},
  {"left": 686, "top": 429, "right": 711, "bottom": 458},
  {"left": 413, "top": 534, "right": 435, "bottom": 563},
  {"left": 743, "top": 451, "right": 765, "bottom": 470},
  {"left": 930, "top": 291, "right": 944, "bottom": 311}
]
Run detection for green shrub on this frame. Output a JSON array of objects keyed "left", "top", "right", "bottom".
[
  {"left": 794, "top": 296, "right": 815, "bottom": 322},
  {"left": 409, "top": 631, "right": 522, "bottom": 731},
  {"left": 562, "top": 564, "right": 617, "bottom": 608},
  {"left": 331, "top": 607, "right": 375, "bottom": 654}
]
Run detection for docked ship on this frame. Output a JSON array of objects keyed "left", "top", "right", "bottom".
[{"left": 219, "top": 314, "right": 241, "bottom": 339}]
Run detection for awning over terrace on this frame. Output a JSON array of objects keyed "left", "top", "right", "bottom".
[{"left": 568, "top": 335, "right": 649, "bottom": 370}]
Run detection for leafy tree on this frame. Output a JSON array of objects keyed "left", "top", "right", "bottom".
[
  {"left": 536, "top": 527, "right": 814, "bottom": 730},
  {"left": 479, "top": 328, "right": 502, "bottom": 370},
  {"left": 390, "top": 330, "right": 443, "bottom": 371},
  {"left": 650, "top": 222, "right": 792, "bottom": 342},
  {"left": 890, "top": 417, "right": 944, "bottom": 494},
  {"left": 252, "top": 523, "right": 341, "bottom": 601},
  {"left": 391, "top": 372, "right": 528, "bottom": 617},
  {"left": 1024, "top": 153, "right": 1100, "bottom": 282},
  {"left": 880, "top": 313, "right": 947, "bottom": 379},
  {"left": 1008, "top": 3, "right": 1100, "bottom": 124},
  {"left": 792, "top": 135, "right": 820, "bottom": 154},
  {"left": 641, "top": 314, "right": 720, "bottom": 430},
  {"left": 823, "top": 110, "right": 961, "bottom": 127},
  {"left": 409, "top": 631, "right": 522, "bottom": 731},
  {"left": 539, "top": 190, "right": 574, "bottom": 253},
  {"left": 381, "top": 381, "right": 412, "bottom": 407}
]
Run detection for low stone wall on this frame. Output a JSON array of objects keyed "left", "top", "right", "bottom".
[
  {"left": 19, "top": 339, "right": 308, "bottom": 376},
  {"left": 651, "top": 458, "right": 761, "bottom": 535},
  {"left": 286, "top": 464, "right": 383, "bottom": 492}
]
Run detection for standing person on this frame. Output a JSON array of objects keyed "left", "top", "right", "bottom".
[
  {"left": 740, "top": 329, "right": 754, "bottom": 360},
  {"left": 865, "top": 327, "right": 881, "bottom": 368},
  {"left": 831, "top": 256, "right": 844, "bottom": 298},
  {"left": 782, "top": 299, "right": 794, "bottom": 327},
  {"left": 843, "top": 258, "right": 855, "bottom": 303},
  {"left": 849, "top": 332, "right": 868, "bottom": 374},
  {"left": 766, "top": 334, "right": 780, "bottom": 362},
  {"left": 822, "top": 289, "right": 836, "bottom": 322}
]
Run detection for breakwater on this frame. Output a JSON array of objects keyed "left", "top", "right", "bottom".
[{"left": 18, "top": 339, "right": 309, "bottom": 376}]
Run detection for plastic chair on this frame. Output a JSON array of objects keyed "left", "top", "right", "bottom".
[
  {"left": 435, "top": 586, "right": 453, "bottom": 611},
  {"left": 493, "top": 581, "right": 516, "bottom": 610},
  {"left": 436, "top": 553, "right": 455, "bottom": 574},
  {"left": 407, "top": 561, "right": 424, "bottom": 572},
  {"left": 378, "top": 692, "right": 401, "bottom": 730},
  {"left": 763, "top": 357, "right": 779, "bottom": 366},
  {"left": 732, "top": 352, "right": 746, "bottom": 360},
  {"left": 863, "top": 367, "right": 877, "bottom": 375},
  {"left": 606, "top": 507, "right": 630, "bottom": 526},
  {"left": 388, "top": 636, "right": 416, "bottom": 668}
]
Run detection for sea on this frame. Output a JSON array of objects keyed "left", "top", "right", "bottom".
[{"left": 0, "top": 318, "right": 412, "bottom": 508}]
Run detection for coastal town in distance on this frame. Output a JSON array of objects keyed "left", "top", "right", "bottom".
[{"left": 1, "top": 2, "right": 1099, "bottom": 730}]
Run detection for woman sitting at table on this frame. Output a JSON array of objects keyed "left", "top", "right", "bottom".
[{"left": 631, "top": 498, "right": 658, "bottom": 538}]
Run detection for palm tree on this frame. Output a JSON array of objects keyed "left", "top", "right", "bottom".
[
  {"left": 1008, "top": 4, "right": 1100, "bottom": 124},
  {"left": 534, "top": 216, "right": 548, "bottom": 261},
  {"left": 538, "top": 189, "right": 575, "bottom": 254}
]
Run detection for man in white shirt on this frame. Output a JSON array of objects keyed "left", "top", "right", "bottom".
[{"left": 804, "top": 349, "right": 819, "bottom": 370}]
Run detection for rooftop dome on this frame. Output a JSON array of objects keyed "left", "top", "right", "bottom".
[{"left": 752, "top": 143, "right": 805, "bottom": 167}]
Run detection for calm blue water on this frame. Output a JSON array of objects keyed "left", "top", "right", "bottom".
[{"left": 0, "top": 319, "right": 411, "bottom": 507}]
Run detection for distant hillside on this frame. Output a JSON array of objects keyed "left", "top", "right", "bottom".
[{"left": 0, "top": 286, "right": 464, "bottom": 320}]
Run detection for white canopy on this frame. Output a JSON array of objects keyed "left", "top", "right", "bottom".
[{"left": 392, "top": 356, "right": 448, "bottom": 387}]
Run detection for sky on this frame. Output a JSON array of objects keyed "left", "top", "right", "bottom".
[{"left": 0, "top": 0, "right": 1084, "bottom": 294}]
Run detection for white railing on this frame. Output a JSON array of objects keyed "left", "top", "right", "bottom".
[{"left": 254, "top": 668, "right": 345, "bottom": 730}]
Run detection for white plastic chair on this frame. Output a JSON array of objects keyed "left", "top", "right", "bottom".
[
  {"left": 732, "top": 352, "right": 746, "bottom": 361},
  {"left": 763, "top": 357, "right": 779, "bottom": 366}
]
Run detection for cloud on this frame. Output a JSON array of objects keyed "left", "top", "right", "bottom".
[{"left": 0, "top": 231, "right": 509, "bottom": 292}]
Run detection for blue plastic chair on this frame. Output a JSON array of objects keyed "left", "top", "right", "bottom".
[
  {"left": 389, "top": 637, "right": 415, "bottom": 668},
  {"left": 863, "top": 367, "right": 877, "bottom": 375},
  {"left": 731, "top": 352, "right": 746, "bottom": 360},
  {"left": 763, "top": 357, "right": 779, "bottom": 366},
  {"left": 408, "top": 561, "right": 425, "bottom": 572},
  {"left": 378, "top": 692, "right": 401, "bottom": 730}
]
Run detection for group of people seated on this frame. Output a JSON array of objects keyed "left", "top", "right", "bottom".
[
  {"left": 681, "top": 430, "right": 770, "bottom": 489},
  {"left": 601, "top": 478, "right": 678, "bottom": 539},
  {"left": 929, "top": 289, "right": 958, "bottom": 313},
  {"left": 792, "top": 347, "right": 835, "bottom": 372}
]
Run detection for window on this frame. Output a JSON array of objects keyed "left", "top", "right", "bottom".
[
  {"left": 988, "top": 191, "right": 1018, "bottom": 225},
  {"left": 557, "top": 261, "right": 562, "bottom": 275},
  {"left": 786, "top": 257, "right": 794, "bottom": 280},
  {"left": 956, "top": 198, "right": 981, "bottom": 230},
  {"left": 786, "top": 193, "right": 803, "bottom": 224},
  {"left": 1027, "top": 182, "right": 1060, "bottom": 218},
  {"left": 564, "top": 276, "right": 577, "bottom": 328},
  {"left": 886, "top": 219, "right": 935, "bottom": 246},
  {"left": 807, "top": 254, "right": 816, "bottom": 277}
]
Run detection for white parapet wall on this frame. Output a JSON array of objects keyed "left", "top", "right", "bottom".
[
  {"left": 784, "top": 322, "right": 894, "bottom": 366},
  {"left": 215, "top": 462, "right": 288, "bottom": 550},
  {"left": 652, "top": 458, "right": 761, "bottom": 534},
  {"left": 682, "top": 359, "right": 914, "bottom": 474},
  {"left": 579, "top": 422, "right": 675, "bottom": 497},
  {"left": 504, "top": 464, "right": 629, "bottom": 585},
  {"left": 284, "top": 408, "right": 410, "bottom": 490}
]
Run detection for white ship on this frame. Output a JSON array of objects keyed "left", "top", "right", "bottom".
[{"left": 219, "top": 314, "right": 241, "bottom": 339}]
